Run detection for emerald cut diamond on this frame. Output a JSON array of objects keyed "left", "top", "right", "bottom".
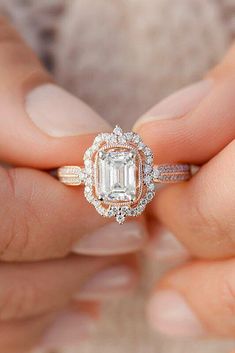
[
  {"left": 79, "top": 126, "right": 157, "bottom": 223},
  {"left": 97, "top": 150, "right": 137, "bottom": 203}
]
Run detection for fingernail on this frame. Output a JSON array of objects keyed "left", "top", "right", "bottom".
[
  {"left": 39, "top": 310, "right": 96, "bottom": 349},
  {"left": 133, "top": 80, "right": 213, "bottom": 130},
  {"left": 146, "top": 227, "right": 190, "bottom": 263},
  {"left": 75, "top": 265, "right": 137, "bottom": 300},
  {"left": 26, "top": 83, "right": 110, "bottom": 137},
  {"left": 72, "top": 221, "right": 146, "bottom": 256},
  {"left": 147, "top": 290, "right": 205, "bottom": 337}
]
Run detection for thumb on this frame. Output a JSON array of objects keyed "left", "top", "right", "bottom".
[
  {"left": 0, "top": 17, "right": 110, "bottom": 168},
  {"left": 133, "top": 44, "right": 235, "bottom": 165}
]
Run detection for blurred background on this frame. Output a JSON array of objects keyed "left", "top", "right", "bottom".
[{"left": 1, "top": 0, "right": 235, "bottom": 352}]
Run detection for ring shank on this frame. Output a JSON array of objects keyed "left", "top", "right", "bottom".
[
  {"left": 153, "top": 164, "right": 191, "bottom": 183},
  {"left": 57, "top": 166, "right": 85, "bottom": 185},
  {"left": 57, "top": 164, "right": 191, "bottom": 186}
]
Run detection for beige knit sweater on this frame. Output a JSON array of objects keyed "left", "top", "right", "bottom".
[{"left": 1, "top": 1, "right": 235, "bottom": 352}]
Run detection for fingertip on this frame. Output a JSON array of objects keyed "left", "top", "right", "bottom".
[
  {"left": 0, "top": 17, "right": 112, "bottom": 168},
  {"left": 72, "top": 221, "right": 147, "bottom": 256}
]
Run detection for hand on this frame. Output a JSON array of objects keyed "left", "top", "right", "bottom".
[
  {"left": 0, "top": 17, "right": 143, "bottom": 352},
  {"left": 134, "top": 44, "right": 235, "bottom": 338}
]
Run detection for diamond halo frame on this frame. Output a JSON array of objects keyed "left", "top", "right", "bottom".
[
  {"left": 84, "top": 125, "right": 155, "bottom": 224},
  {"left": 58, "top": 126, "right": 191, "bottom": 224}
]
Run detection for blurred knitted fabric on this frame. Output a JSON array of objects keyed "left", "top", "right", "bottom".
[{"left": 0, "top": 1, "right": 234, "bottom": 352}]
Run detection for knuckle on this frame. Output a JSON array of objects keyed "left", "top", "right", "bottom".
[
  {"left": 188, "top": 192, "right": 223, "bottom": 239},
  {"left": 0, "top": 168, "right": 35, "bottom": 260},
  {"left": 187, "top": 142, "right": 235, "bottom": 250}
]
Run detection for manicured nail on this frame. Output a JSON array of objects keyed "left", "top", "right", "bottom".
[
  {"left": 26, "top": 83, "right": 110, "bottom": 137},
  {"left": 147, "top": 290, "right": 205, "bottom": 337},
  {"left": 75, "top": 265, "right": 137, "bottom": 300},
  {"left": 146, "top": 227, "right": 190, "bottom": 263},
  {"left": 39, "top": 310, "right": 96, "bottom": 349},
  {"left": 73, "top": 221, "right": 146, "bottom": 256},
  {"left": 133, "top": 80, "right": 213, "bottom": 130}
]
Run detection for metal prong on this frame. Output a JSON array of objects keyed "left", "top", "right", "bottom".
[
  {"left": 98, "top": 151, "right": 106, "bottom": 160},
  {"left": 130, "top": 194, "right": 136, "bottom": 203},
  {"left": 126, "top": 150, "right": 136, "bottom": 163},
  {"left": 113, "top": 125, "right": 123, "bottom": 136}
]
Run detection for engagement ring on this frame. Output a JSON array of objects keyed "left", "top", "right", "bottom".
[{"left": 58, "top": 126, "right": 191, "bottom": 224}]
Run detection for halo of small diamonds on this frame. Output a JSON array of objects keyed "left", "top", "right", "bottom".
[{"left": 83, "top": 126, "right": 155, "bottom": 224}]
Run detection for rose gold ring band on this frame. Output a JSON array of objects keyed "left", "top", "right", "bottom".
[{"left": 57, "top": 163, "right": 191, "bottom": 186}]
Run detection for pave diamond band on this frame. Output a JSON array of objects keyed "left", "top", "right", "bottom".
[
  {"left": 57, "top": 166, "right": 85, "bottom": 186},
  {"left": 58, "top": 163, "right": 191, "bottom": 186},
  {"left": 57, "top": 126, "right": 192, "bottom": 223},
  {"left": 153, "top": 164, "right": 191, "bottom": 183}
]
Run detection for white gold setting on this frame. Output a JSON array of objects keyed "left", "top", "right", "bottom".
[{"left": 58, "top": 126, "right": 191, "bottom": 224}]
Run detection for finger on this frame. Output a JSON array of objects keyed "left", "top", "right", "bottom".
[
  {"left": 0, "top": 165, "right": 146, "bottom": 261},
  {"left": 0, "top": 18, "right": 147, "bottom": 259},
  {"left": 0, "top": 303, "right": 99, "bottom": 353},
  {"left": 0, "top": 166, "right": 107, "bottom": 261},
  {"left": 133, "top": 45, "right": 235, "bottom": 165},
  {"left": 147, "top": 258, "right": 235, "bottom": 338},
  {"left": 149, "top": 140, "right": 235, "bottom": 259},
  {"left": 0, "top": 17, "right": 110, "bottom": 168},
  {"left": 73, "top": 219, "right": 147, "bottom": 256},
  {"left": 0, "top": 254, "right": 137, "bottom": 321}
]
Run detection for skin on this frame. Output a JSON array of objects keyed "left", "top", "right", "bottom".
[
  {"left": 134, "top": 44, "right": 235, "bottom": 337},
  {"left": 1, "top": 12, "right": 235, "bottom": 350},
  {"left": 0, "top": 17, "right": 139, "bottom": 351}
]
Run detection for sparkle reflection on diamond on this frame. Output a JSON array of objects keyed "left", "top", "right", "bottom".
[{"left": 97, "top": 150, "right": 137, "bottom": 202}]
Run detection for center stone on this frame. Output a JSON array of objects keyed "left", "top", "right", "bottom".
[{"left": 97, "top": 149, "right": 137, "bottom": 203}]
